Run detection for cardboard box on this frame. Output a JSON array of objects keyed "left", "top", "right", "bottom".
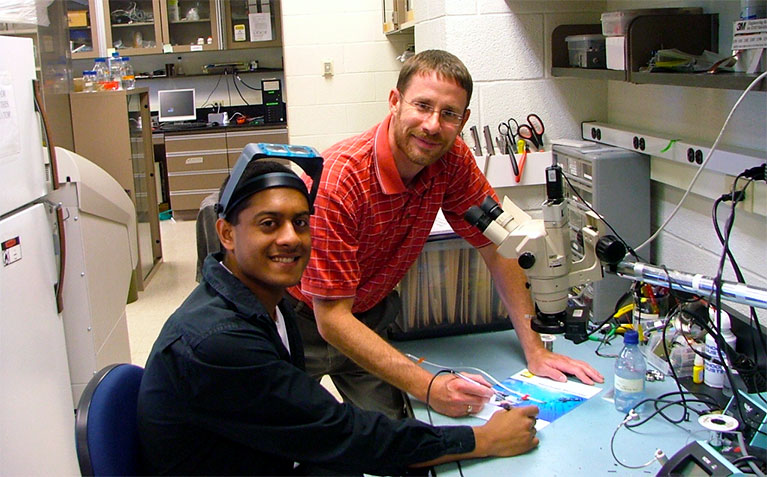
[{"left": 67, "top": 10, "right": 88, "bottom": 28}]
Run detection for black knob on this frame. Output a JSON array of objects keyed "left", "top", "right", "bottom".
[
  {"left": 596, "top": 235, "right": 626, "bottom": 265},
  {"left": 518, "top": 252, "right": 535, "bottom": 269}
]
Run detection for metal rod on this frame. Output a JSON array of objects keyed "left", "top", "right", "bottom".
[{"left": 613, "top": 261, "right": 767, "bottom": 310}]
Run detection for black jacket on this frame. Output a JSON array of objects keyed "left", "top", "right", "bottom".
[{"left": 137, "top": 252, "right": 474, "bottom": 476}]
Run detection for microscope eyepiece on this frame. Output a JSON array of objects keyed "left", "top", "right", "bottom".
[
  {"left": 480, "top": 196, "right": 504, "bottom": 220},
  {"left": 464, "top": 206, "right": 493, "bottom": 231}
]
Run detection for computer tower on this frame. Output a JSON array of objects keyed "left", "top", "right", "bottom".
[
  {"left": 261, "top": 78, "right": 285, "bottom": 123},
  {"left": 552, "top": 143, "right": 650, "bottom": 322}
]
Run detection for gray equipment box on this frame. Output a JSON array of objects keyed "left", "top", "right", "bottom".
[{"left": 552, "top": 143, "right": 650, "bottom": 322}]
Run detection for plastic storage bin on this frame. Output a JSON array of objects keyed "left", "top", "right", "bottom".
[
  {"left": 600, "top": 7, "right": 703, "bottom": 36},
  {"left": 565, "top": 34, "right": 606, "bottom": 68}
]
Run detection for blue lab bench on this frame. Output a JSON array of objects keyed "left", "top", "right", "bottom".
[{"left": 393, "top": 329, "right": 713, "bottom": 476}]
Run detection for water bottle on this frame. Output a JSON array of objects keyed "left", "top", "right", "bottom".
[
  {"left": 121, "top": 56, "right": 135, "bottom": 90},
  {"left": 614, "top": 329, "right": 646, "bottom": 412},
  {"left": 109, "top": 52, "right": 123, "bottom": 90},
  {"left": 93, "top": 58, "right": 109, "bottom": 90},
  {"left": 704, "top": 308, "right": 737, "bottom": 389}
]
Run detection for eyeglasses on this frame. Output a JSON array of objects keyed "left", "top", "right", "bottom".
[{"left": 399, "top": 92, "right": 465, "bottom": 126}]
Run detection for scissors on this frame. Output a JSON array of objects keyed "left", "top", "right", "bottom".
[
  {"left": 497, "top": 120, "right": 519, "bottom": 176},
  {"left": 511, "top": 114, "right": 545, "bottom": 151}
]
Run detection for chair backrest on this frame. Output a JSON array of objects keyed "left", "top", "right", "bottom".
[{"left": 75, "top": 363, "right": 144, "bottom": 476}]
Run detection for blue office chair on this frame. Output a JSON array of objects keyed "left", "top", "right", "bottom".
[{"left": 75, "top": 363, "right": 144, "bottom": 476}]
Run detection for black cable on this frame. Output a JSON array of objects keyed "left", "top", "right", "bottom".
[
  {"left": 236, "top": 73, "right": 262, "bottom": 91},
  {"left": 623, "top": 391, "right": 719, "bottom": 429},
  {"left": 200, "top": 71, "right": 225, "bottom": 108},
  {"left": 231, "top": 72, "right": 250, "bottom": 105},
  {"left": 710, "top": 173, "right": 751, "bottom": 430},
  {"left": 225, "top": 70, "right": 232, "bottom": 107},
  {"left": 425, "top": 369, "right": 464, "bottom": 477},
  {"left": 732, "top": 454, "right": 767, "bottom": 466},
  {"left": 660, "top": 313, "right": 691, "bottom": 421},
  {"left": 562, "top": 173, "right": 642, "bottom": 261},
  {"left": 712, "top": 186, "right": 767, "bottom": 402}
]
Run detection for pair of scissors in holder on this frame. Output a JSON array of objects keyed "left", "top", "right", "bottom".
[
  {"left": 497, "top": 120, "right": 519, "bottom": 176},
  {"left": 513, "top": 113, "right": 545, "bottom": 151}
]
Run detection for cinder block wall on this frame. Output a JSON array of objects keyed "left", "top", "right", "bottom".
[
  {"left": 281, "top": 0, "right": 413, "bottom": 152},
  {"left": 414, "top": 0, "right": 608, "bottom": 147}
]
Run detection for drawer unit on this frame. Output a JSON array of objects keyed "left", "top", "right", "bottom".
[
  {"left": 164, "top": 131, "right": 229, "bottom": 212},
  {"left": 162, "top": 128, "right": 289, "bottom": 212},
  {"left": 165, "top": 151, "right": 229, "bottom": 173},
  {"left": 169, "top": 190, "right": 221, "bottom": 211},
  {"left": 226, "top": 127, "right": 289, "bottom": 166},
  {"left": 168, "top": 171, "right": 230, "bottom": 191},
  {"left": 165, "top": 132, "right": 227, "bottom": 153}
]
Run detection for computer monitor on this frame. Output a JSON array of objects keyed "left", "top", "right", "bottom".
[{"left": 157, "top": 88, "right": 196, "bottom": 122}]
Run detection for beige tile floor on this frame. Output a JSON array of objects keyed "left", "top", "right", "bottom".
[{"left": 126, "top": 218, "right": 341, "bottom": 400}]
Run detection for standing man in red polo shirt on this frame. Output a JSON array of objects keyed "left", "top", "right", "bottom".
[{"left": 286, "top": 50, "right": 603, "bottom": 420}]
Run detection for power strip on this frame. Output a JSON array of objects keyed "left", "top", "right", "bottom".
[{"left": 582, "top": 121, "right": 765, "bottom": 177}]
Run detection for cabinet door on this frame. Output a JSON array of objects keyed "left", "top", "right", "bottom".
[
  {"left": 158, "top": 0, "right": 221, "bottom": 52},
  {"left": 103, "top": 0, "right": 164, "bottom": 55},
  {"left": 223, "top": 0, "right": 282, "bottom": 50},
  {"left": 127, "top": 91, "right": 162, "bottom": 283},
  {"left": 68, "top": 0, "right": 102, "bottom": 59}
]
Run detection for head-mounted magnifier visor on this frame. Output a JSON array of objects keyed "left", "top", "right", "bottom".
[{"left": 217, "top": 143, "right": 324, "bottom": 219}]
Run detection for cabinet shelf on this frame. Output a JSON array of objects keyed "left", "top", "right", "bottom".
[
  {"left": 168, "top": 18, "right": 211, "bottom": 24},
  {"left": 551, "top": 67, "right": 625, "bottom": 81},
  {"left": 112, "top": 21, "right": 156, "bottom": 28},
  {"left": 135, "top": 67, "right": 282, "bottom": 80},
  {"left": 629, "top": 70, "right": 765, "bottom": 91},
  {"left": 551, "top": 15, "right": 765, "bottom": 92}
]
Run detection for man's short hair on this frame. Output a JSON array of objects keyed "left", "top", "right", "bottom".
[
  {"left": 218, "top": 161, "right": 303, "bottom": 225},
  {"left": 396, "top": 49, "right": 473, "bottom": 107}
]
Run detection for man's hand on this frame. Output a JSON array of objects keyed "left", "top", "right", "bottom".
[
  {"left": 473, "top": 405, "right": 539, "bottom": 457},
  {"left": 424, "top": 373, "right": 495, "bottom": 417},
  {"left": 526, "top": 347, "right": 604, "bottom": 385}
]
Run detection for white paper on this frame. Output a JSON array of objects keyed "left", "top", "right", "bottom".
[
  {"left": 429, "top": 209, "right": 454, "bottom": 236},
  {"left": 474, "top": 369, "right": 602, "bottom": 428},
  {"left": 0, "top": 73, "right": 21, "bottom": 164},
  {"left": 248, "top": 12, "right": 272, "bottom": 42}
]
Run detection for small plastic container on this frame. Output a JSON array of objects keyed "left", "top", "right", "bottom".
[
  {"left": 601, "top": 7, "right": 703, "bottom": 36},
  {"left": 565, "top": 34, "right": 606, "bottom": 69}
]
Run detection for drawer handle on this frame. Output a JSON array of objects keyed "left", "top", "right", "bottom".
[{"left": 185, "top": 157, "right": 204, "bottom": 165}]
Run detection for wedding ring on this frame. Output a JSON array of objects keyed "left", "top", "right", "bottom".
[{"left": 467, "top": 404, "right": 473, "bottom": 414}]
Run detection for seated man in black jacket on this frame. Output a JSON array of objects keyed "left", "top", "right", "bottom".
[{"left": 137, "top": 156, "right": 539, "bottom": 476}]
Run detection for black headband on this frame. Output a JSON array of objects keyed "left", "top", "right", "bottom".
[{"left": 217, "top": 143, "right": 324, "bottom": 219}]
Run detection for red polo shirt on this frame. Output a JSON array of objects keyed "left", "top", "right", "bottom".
[{"left": 288, "top": 114, "right": 497, "bottom": 313}]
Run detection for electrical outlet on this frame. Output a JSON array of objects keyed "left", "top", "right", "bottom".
[{"left": 322, "top": 59, "right": 333, "bottom": 77}]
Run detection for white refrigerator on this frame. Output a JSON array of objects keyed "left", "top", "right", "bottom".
[{"left": 0, "top": 36, "right": 81, "bottom": 475}]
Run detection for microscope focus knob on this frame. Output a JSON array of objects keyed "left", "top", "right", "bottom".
[
  {"left": 518, "top": 252, "right": 535, "bottom": 269},
  {"left": 596, "top": 235, "right": 626, "bottom": 265}
]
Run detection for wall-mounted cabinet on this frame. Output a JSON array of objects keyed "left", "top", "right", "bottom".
[
  {"left": 158, "top": 0, "right": 221, "bottom": 52},
  {"left": 103, "top": 0, "right": 164, "bottom": 55},
  {"left": 103, "top": 0, "right": 223, "bottom": 55},
  {"left": 222, "top": 0, "right": 282, "bottom": 50},
  {"left": 551, "top": 13, "right": 766, "bottom": 92},
  {"left": 68, "top": 0, "right": 103, "bottom": 59},
  {"left": 382, "top": 0, "right": 414, "bottom": 35}
]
